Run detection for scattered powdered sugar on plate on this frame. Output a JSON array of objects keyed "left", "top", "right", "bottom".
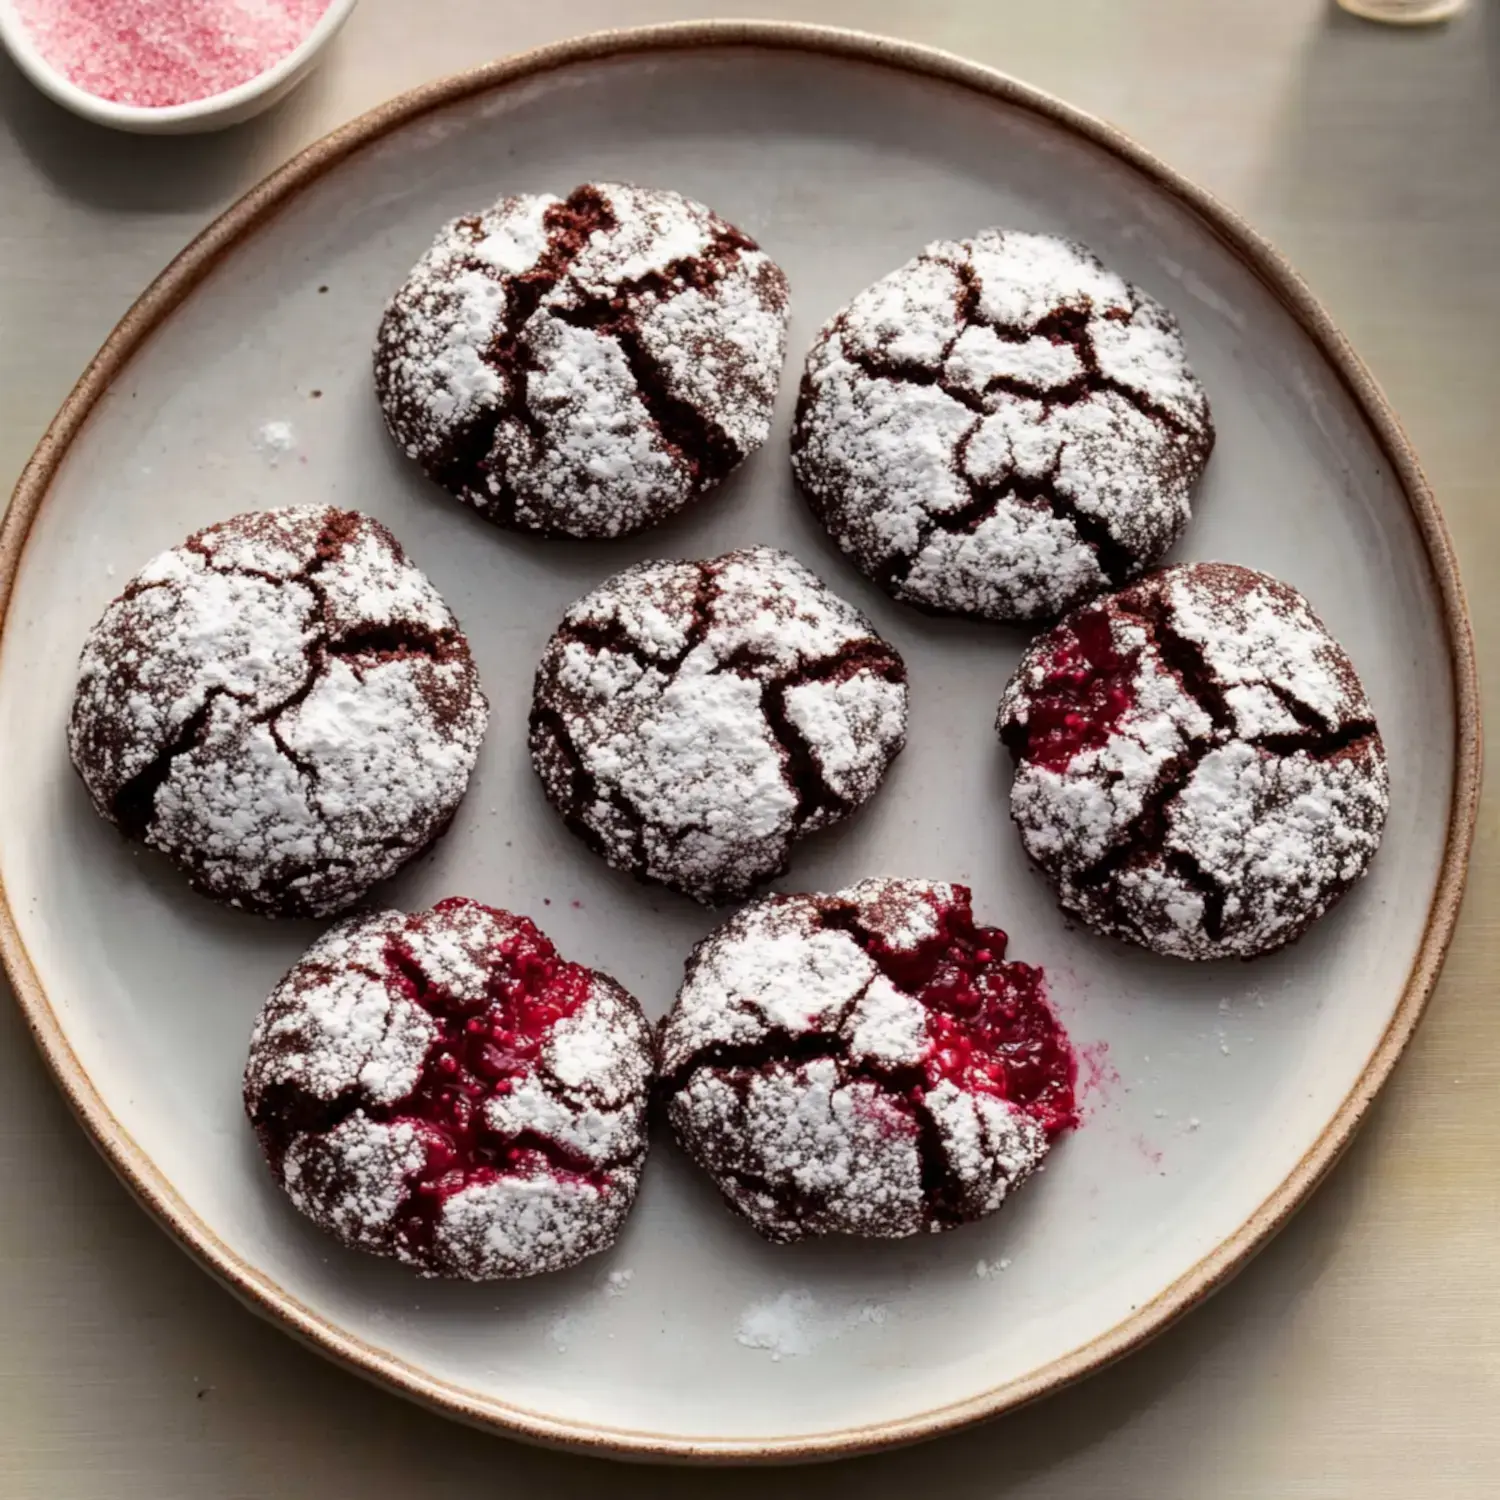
[
  {"left": 974, "top": 1256, "right": 1013, "bottom": 1279},
  {"left": 735, "top": 1289, "right": 890, "bottom": 1361},
  {"left": 540, "top": 1266, "right": 636, "bottom": 1351},
  {"left": 253, "top": 419, "right": 297, "bottom": 465}
]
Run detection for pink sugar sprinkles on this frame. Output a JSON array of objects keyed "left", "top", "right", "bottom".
[{"left": 14, "top": 0, "right": 331, "bottom": 108}]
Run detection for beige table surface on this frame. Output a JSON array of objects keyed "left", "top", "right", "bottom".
[{"left": 1, "top": 1, "right": 1496, "bottom": 1494}]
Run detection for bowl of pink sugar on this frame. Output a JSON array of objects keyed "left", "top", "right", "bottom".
[{"left": 0, "top": 0, "right": 358, "bottom": 132}]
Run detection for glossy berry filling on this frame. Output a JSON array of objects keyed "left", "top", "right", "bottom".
[
  {"left": 1013, "top": 609, "right": 1136, "bottom": 772},
  {"left": 376, "top": 899, "right": 600, "bottom": 1253},
  {"left": 855, "top": 888, "right": 1077, "bottom": 1136}
]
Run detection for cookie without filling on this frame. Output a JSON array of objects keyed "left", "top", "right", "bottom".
[
  {"left": 528, "top": 546, "right": 909, "bottom": 905},
  {"left": 67, "top": 506, "right": 488, "bottom": 918},
  {"left": 792, "top": 229, "right": 1214, "bottom": 622},
  {"left": 375, "top": 182, "right": 791, "bottom": 539}
]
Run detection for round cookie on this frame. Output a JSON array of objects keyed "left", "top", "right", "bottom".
[
  {"left": 244, "top": 898, "right": 654, "bottom": 1280},
  {"left": 375, "top": 181, "right": 791, "bottom": 539},
  {"left": 997, "top": 562, "right": 1389, "bottom": 960},
  {"left": 657, "top": 878, "right": 1076, "bottom": 1244},
  {"left": 528, "top": 546, "right": 909, "bottom": 905},
  {"left": 791, "top": 228, "right": 1214, "bottom": 622},
  {"left": 68, "top": 506, "right": 488, "bottom": 919}
]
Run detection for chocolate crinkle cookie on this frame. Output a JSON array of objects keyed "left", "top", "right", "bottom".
[
  {"left": 375, "top": 182, "right": 791, "bottom": 539},
  {"left": 657, "top": 878, "right": 1077, "bottom": 1243},
  {"left": 791, "top": 229, "right": 1214, "bottom": 622},
  {"left": 244, "top": 898, "right": 654, "bottom": 1280},
  {"left": 998, "top": 562, "right": 1389, "bottom": 961},
  {"left": 67, "top": 506, "right": 488, "bottom": 918},
  {"left": 528, "top": 546, "right": 909, "bottom": 905}
]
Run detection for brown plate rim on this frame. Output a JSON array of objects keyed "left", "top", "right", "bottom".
[{"left": 0, "top": 18, "right": 1481, "bottom": 1464}]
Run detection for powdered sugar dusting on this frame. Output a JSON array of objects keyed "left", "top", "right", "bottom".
[
  {"left": 282, "top": 1114, "right": 425, "bottom": 1254},
  {"left": 792, "top": 228, "right": 1213, "bottom": 622},
  {"left": 245, "top": 900, "right": 654, "bottom": 1280},
  {"left": 1165, "top": 567, "right": 1357, "bottom": 736},
  {"left": 999, "top": 563, "right": 1389, "bottom": 959},
  {"left": 529, "top": 546, "right": 908, "bottom": 904},
  {"left": 68, "top": 507, "right": 488, "bottom": 918},
  {"left": 244, "top": 911, "right": 429, "bottom": 1107},
  {"left": 434, "top": 1174, "right": 613, "bottom": 1279},
  {"left": 375, "top": 183, "right": 790, "bottom": 539}
]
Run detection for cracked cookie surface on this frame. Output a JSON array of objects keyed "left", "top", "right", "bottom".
[
  {"left": 657, "top": 878, "right": 1076, "bottom": 1243},
  {"left": 528, "top": 546, "right": 909, "bottom": 905},
  {"left": 68, "top": 506, "right": 488, "bottom": 918},
  {"left": 998, "top": 562, "right": 1389, "bottom": 960},
  {"left": 374, "top": 182, "right": 791, "bottom": 539},
  {"left": 244, "top": 898, "right": 654, "bottom": 1280},
  {"left": 791, "top": 229, "right": 1214, "bottom": 622}
]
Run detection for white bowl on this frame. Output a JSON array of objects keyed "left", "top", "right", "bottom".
[{"left": 0, "top": 0, "right": 358, "bottom": 134}]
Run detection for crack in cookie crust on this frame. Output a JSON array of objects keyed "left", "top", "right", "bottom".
[
  {"left": 997, "top": 562, "right": 1389, "bottom": 960},
  {"left": 375, "top": 182, "right": 791, "bottom": 539},
  {"left": 791, "top": 229, "right": 1214, "bottom": 622},
  {"left": 68, "top": 506, "right": 489, "bottom": 918},
  {"left": 528, "top": 547, "right": 909, "bottom": 905}
]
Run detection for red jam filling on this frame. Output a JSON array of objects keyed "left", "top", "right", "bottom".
[
  {"left": 1019, "top": 609, "right": 1136, "bottom": 772},
  {"left": 379, "top": 899, "right": 599, "bottom": 1251},
  {"left": 859, "top": 889, "right": 1077, "bottom": 1137}
]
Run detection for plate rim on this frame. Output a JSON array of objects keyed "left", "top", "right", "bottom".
[{"left": 0, "top": 19, "right": 1481, "bottom": 1463}]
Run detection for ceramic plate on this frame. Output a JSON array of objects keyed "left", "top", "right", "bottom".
[{"left": 0, "top": 23, "right": 1477, "bottom": 1463}]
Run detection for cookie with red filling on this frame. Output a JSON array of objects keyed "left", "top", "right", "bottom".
[
  {"left": 657, "top": 878, "right": 1076, "bottom": 1243},
  {"left": 244, "top": 898, "right": 654, "bottom": 1280},
  {"left": 998, "top": 562, "right": 1389, "bottom": 960},
  {"left": 791, "top": 229, "right": 1213, "bottom": 622},
  {"left": 375, "top": 182, "right": 790, "bottom": 539}
]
